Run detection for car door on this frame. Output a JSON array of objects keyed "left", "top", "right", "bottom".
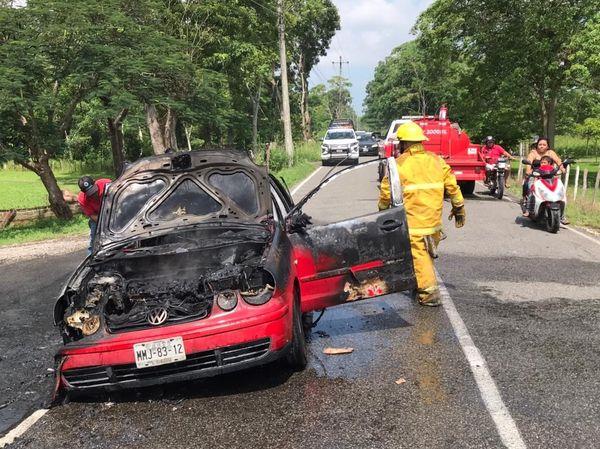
[{"left": 287, "top": 160, "right": 416, "bottom": 312}]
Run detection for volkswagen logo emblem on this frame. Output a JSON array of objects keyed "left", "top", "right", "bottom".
[{"left": 147, "top": 307, "right": 168, "bottom": 326}]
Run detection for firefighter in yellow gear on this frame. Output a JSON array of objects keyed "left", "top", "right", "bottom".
[{"left": 378, "top": 121, "right": 466, "bottom": 306}]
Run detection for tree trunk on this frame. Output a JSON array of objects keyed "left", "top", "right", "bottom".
[
  {"left": 545, "top": 96, "right": 557, "bottom": 149},
  {"left": 164, "top": 107, "right": 178, "bottom": 151},
  {"left": 35, "top": 157, "right": 73, "bottom": 220},
  {"left": 539, "top": 91, "right": 558, "bottom": 149},
  {"left": 184, "top": 124, "right": 193, "bottom": 152},
  {"left": 202, "top": 124, "right": 212, "bottom": 146},
  {"left": 107, "top": 108, "right": 128, "bottom": 178},
  {"left": 299, "top": 53, "right": 311, "bottom": 141},
  {"left": 251, "top": 81, "right": 262, "bottom": 154},
  {"left": 145, "top": 103, "right": 166, "bottom": 155}
]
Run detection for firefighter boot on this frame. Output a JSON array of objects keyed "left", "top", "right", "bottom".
[
  {"left": 417, "top": 287, "right": 442, "bottom": 307},
  {"left": 409, "top": 234, "right": 442, "bottom": 307}
]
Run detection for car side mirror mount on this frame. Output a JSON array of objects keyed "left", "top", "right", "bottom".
[{"left": 286, "top": 212, "right": 312, "bottom": 234}]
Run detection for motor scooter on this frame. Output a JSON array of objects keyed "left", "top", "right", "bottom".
[
  {"left": 484, "top": 156, "right": 509, "bottom": 199},
  {"left": 521, "top": 158, "right": 573, "bottom": 233}
]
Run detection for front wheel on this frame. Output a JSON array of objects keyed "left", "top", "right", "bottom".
[
  {"left": 459, "top": 180, "right": 475, "bottom": 195},
  {"left": 546, "top": 208, "right": 560, "bottom": 233},
  {"left": 496, "top": 176, "right": 504, "bottom": 199},
  {"left": 286, "top": 292, "right": 308, "bottom": 370}
]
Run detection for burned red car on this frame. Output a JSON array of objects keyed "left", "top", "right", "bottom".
[{"left": 53, "top": 150, "right": 415, "bottom": 394}]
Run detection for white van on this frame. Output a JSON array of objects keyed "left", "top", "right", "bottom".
[{"left": 320, "top": 128, "right": 360, "bottom": 166}]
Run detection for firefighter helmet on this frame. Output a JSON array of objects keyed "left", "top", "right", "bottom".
[{"left": 396, "top": 121, "right": 428, "bottom": 142}]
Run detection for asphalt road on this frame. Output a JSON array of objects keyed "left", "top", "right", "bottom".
[{"left": 2, "top": 159, "right": 600, "bottom": 448}]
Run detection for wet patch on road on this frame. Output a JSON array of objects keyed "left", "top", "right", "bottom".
[{"left": 474, "top": 281, "right": 600, "bottom": 303}]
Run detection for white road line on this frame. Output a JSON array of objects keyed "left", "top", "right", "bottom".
[
  {"left": 562, "top": 225, "right": 600, "bottom": 247},
  {"left": 290, "top": 165, "right": 323, "bottom": 197},
  {"left": 475, "top": 181, "right": 600, "bottom": 247},
  {"left": 438, "top": 274, "right": 527, "bottom": 449},
  {"left": 0, "top": 409, "right": 48, "bottom": 448}
]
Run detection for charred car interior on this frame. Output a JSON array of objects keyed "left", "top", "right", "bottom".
[
  {"left": 56, "top": 151, "right": 275, "bottom": 344},
  {"left": 53, "top": 151, "right": 415, "bottom": 394}
]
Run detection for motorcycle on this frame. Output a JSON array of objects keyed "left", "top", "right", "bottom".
[
  {"left": 521, "top": 158, "right": 573, "bottom": 233},
  {"left": 484, "top": 156, "right": 508, "bottom": 199}
]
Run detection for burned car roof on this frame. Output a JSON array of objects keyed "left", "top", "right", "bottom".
[{"left": 97, "top": 150, "right": 272, "bottom": 248}]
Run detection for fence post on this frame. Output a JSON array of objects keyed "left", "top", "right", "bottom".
[
  {"left": 517, "top": 142, "right": 524, "bottom": 181},
  {"left": 564, "top": 164, "right": 571, "bottom": 197},
  {"left": 573, "top": 165, "right": 580, "bottom": 201},
  {"left": 583, "top": 168, "right": 589, "bottom": 197},
  {"left": 593, "top": 166, "right": 600, "bottom": 206}
]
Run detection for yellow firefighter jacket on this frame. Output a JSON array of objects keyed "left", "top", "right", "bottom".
[{"left": 378, "top": 144, "right": 464, "bottom": 236}]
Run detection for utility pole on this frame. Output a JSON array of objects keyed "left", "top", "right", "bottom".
[
  {"left": 332, "top": 56, "right": 349, "bottom": 119},
  {"left": 277, "top": 0, "right": 294, "bottom": 164}
]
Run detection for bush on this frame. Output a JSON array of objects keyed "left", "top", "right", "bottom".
[
  {"left": 555, "top": 135, "right": 600, "bottom": 159},
  {"left": 254, "top": 142, "right": 321, "bottom": 172}
]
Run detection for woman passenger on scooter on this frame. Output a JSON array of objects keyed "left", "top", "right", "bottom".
[{"left": 522, "top": 138, "right": 568, "bottom": 223}]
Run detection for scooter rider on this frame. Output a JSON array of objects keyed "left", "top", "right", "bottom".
[
  {"left": 481, "top": 136, "right": 516, "bottom": 186},
  {"left": 521, "top": 137, "right": 568, "bottom": 224},
  {"left": 378, "top": 121, "right": 465, "bottom": 307}
]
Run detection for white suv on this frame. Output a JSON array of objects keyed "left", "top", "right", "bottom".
[{"left": 321, "top": 128, "right": 360, "bottom": 165}]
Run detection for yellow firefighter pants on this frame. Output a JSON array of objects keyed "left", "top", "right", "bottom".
[{"left": 410, "top": 232, "right": 441, "bottom": 302}]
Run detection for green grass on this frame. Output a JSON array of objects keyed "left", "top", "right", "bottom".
[
  {"left": 0, "top": 214, "right": 90, "bottom": 247},
  {"left": 0, "top": 169, "right": 111, "bottom": 210},
  {"left": 274, "top": 160, "right": 319, "bottom": 190}
]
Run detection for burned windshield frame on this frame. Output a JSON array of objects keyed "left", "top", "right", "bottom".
[
  {"left": 109, "top": 178, "right": 168, "bottom": 233},
  {"left": 148, "top": 178, "right": 222, "bottom": 222},
  {"left": 208, "top": 170, "right": 260, "bottom": 216}
]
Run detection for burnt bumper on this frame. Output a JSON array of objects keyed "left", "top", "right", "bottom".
[{"left": 60, "top": 338, "right": 288, "bottom": 392}]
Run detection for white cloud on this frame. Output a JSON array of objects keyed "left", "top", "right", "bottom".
[{"left": 310, "top": 0, "right": 435, "bottom": 113}]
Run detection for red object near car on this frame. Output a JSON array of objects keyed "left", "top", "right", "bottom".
[
  {"left": 53, "top": 151, "right": 415, "bottom": 397},
  {"left": 379, "top": 106, "right": 485, "bottom": 194}
]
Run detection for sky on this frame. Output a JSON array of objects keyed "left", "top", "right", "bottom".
[{"left": 309, "top": 0, "right": 435, "bottom": 114}]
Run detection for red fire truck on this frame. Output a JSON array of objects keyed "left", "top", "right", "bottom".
[{"left": 379, "top": 105, "right": 485, "bottom": 195}]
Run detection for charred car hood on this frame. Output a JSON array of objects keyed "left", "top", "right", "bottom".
[{"left": 96, "top": 150, "right": 272, "bottom": 248}]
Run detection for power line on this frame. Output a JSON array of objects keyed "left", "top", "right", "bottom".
[
  {"left": 331, "top": 56, "right": 350, "bottom": 119},
  {"left": 246, "top": 0, "right": 277, "bottom": 15}
]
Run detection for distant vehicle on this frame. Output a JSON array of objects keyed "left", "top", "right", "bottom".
[
  {"left": 328, "top": 118, "right": 355, "bottom": 130},
  {"left": 355, "top": 131, "right": 379, "bottom": 156},
  {"left": 321, "top": 128, "right": 360, "bottom": 165},
  {"left": 379, "top": 106, "right": 485, "bottom": 194}
]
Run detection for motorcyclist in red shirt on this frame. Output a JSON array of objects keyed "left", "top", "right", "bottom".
[{"left": 481, "top": 136, "right": 516, "bottom": 187}]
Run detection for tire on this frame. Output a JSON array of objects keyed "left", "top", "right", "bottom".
[
  {"left": 496, "top": 176, "right": 504, "bottom": 199},
  {"left": 378, "top": 161, "right": 385, "bottom": 182},
  {"left": 351, "top": 158, "right": 359, "bottom": 165},
  {"left": 286, "top": 291, "right": 308, "bottom": 370},
  {"left": 321, "top": 160, "right": 329, "bottom": 166},
  {"left": 546, "top": 208, "right": 560, "bottom": 233},
  {"left": 302, "top": 312, "right": 313, "bottom": 336},
  {"left": 459, "top": 180, "right": 475, "bottom": 195}
]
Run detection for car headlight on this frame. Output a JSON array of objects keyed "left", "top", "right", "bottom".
[
  {"left": 241, "top": 284, "right": 274, "bottom": 305},
  {"left": 350, "top": 143, "right": 359, "bottom": 153},
  {"left": 321, "top": 145, "right": 329, "bottom": 154},
  {"left": 216, "top": 290, "right": 238, "bottom": 311},
  {"left": 372, "top": 144, "right": 378, "bottom": 148},
  {"left": 65, "top": 310, "right": 101, "bottom": 336}
]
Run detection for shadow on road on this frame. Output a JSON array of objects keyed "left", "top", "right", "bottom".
[
  {"left": 64, "top": 361, "right": 295, "bottom": 406},
  {"left": 319, "top": 308, "right": 411, "bottom": 338}
]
